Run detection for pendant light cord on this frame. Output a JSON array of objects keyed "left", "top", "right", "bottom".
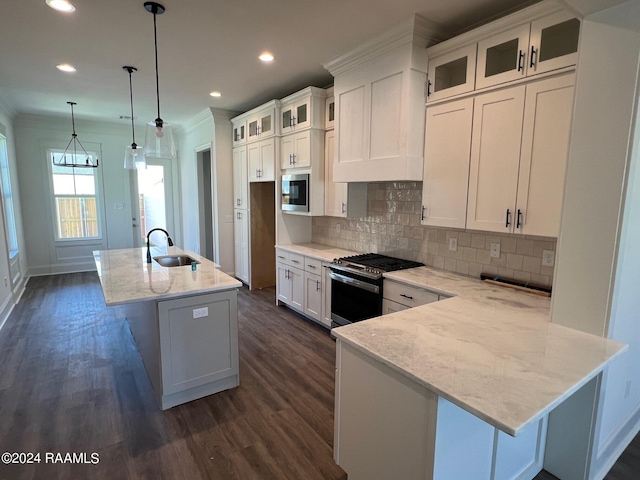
[
  {"left": 153, "top": 10, "right": 161, "bottom": 123},
  {"left": 127, "top": 69, "right": 136, "bottom": 145}
]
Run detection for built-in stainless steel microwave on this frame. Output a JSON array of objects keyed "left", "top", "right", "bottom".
[{"left": 281, "top": 174, "right": 309, "bottom": 213}]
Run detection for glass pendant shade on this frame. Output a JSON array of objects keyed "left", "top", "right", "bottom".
[
  {"left": 124, "top": 144, "right": 146, "bottom": 169},
  {"left": 144, "top": 121, "right": 176, "bottom": 158}
]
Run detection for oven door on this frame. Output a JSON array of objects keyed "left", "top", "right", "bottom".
[{"left": 330, "top": 270, "right": 383, "bottom": 327}]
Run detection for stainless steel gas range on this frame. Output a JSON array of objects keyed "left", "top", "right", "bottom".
[{"left": 328, "top": 254, "right": 423, "bottom": 328}]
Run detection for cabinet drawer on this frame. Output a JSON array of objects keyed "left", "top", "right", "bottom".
[
  {"left": 383, "top": 280, "right": 439, "bottom": 308},
  {"left": 305, "top": 257, "right": 322, "bottom": 273},
  {"left": 275, "top": 249, "right": 305, "bottom": 268}
]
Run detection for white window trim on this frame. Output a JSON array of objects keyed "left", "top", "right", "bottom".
[{"left": 46, "top": 148, "right": 105, "bottom": 243}]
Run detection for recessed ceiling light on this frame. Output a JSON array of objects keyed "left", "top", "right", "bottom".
[
  {"left": 209, "top": 91, "right": 222, "bottom": 97},
  {"left": 56, "top": 63, "right": 76, "bottom": 73},
  {"left": 259, "top": 52, "right": 274, "bottom": 63},
  {"left": 46, "top": 0, "right": 76, "bottom": 12}
]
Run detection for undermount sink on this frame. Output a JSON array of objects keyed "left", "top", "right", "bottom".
[{"left": 153, "top": 255, "right": 200, "bottom": 267}]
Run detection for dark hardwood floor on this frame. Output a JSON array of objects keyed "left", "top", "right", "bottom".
[{"left": 0, "top": 272, "right": 637, "bottom": 480}]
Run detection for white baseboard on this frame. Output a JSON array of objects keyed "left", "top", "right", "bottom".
[
  {"left": 0, "top": 274, "right": 29, "bottom": 332},
  {"left": 28, "top": 262, "right": 97, "bottom": 277},
  {"left": 591, "top": 403, "right": 640, "bottom": 479}
]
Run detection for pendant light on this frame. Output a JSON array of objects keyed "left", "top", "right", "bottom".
[
  {"left": 123, "top": 66, "right": 146, "bottom": 169},
  {"left": 54, "top": 102, "right": 99, "bottom": 168},
  {"left": 143, "top": 1, "right": 176, "bottom": 159}
]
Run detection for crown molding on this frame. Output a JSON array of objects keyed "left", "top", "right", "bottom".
[
  {"left": 210, "top": 108, "right": 239, "bottom": 123},
  {"left": 324, "top": 15, "right": 444, "bottom": 76},
  {"left": 427, "top": 0, "right": 566, "bottom": 58}
]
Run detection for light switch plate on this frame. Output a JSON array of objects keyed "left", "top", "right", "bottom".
[
  {"left": 193, "top": 307, "right": 208, "bottom": 319},
  {"left": 542, "top": 250, "right": 555, "bottom": 267},
  {"left": 490, "top": 243, "right": 500, "bottom": 258},
  {"left": 449, "top": 238, "right": 458, "bottom": 251}
]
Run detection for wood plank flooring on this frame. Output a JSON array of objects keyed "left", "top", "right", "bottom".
[{"left": 0, "top": 272, "right": 637, "bottom": 479}]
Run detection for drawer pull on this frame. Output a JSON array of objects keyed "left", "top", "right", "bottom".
[
  {"left": 277, "top": 255, "right": 285, "bottom": 259},
  {"left": 400, "top": 294, "right": 414, "bottom": 300},
  {"left": 308, "top": 264, "right": 316, "bottom": 269},
  {"left": 291, "top": 259, "right": 300, "bottom": 264}
]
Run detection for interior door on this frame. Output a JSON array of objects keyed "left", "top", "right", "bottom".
[{"left": 129, "top": 159, "right": 176, "bottom": 248}]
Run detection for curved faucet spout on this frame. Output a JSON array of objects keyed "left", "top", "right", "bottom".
[{"left": 146, "top": 228, "right": 174, "bottom": 263}]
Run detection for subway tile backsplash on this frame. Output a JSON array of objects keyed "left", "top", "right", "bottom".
[{"left": 312, "top": 182, "right": 556, "bottom": 287}]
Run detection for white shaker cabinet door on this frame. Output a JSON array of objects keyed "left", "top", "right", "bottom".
[
  {"left": 421, "top": 97, "right": 474, "bottom": 228},
  {"left": 516, "top": 73, "right": 575, "bottom": 237},
  {"left": 232, "top": 147, "right": 247, "bottom": 209},
  {"left": 467, "top": 86, "right": 525, "bottom": 233}
]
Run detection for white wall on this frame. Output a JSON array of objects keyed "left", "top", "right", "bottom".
[
  {"left": 175, "top": 109, "right": 236, "bottom": 275},
  {"left": 0, "top": 101, "right": 27, "bottom": 326},
  {"left": 548, "top": 2, "right": 640, "bottom": 478},
  {"left": 13, "top": 114, "right": 142, "bottom": 274}
]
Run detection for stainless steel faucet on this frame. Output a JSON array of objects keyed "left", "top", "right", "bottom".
[{"left": 146, "top": 228, "right": 174, "bottom": 263}]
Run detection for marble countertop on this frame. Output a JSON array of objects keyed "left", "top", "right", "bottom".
[
  {"left": 333, "top": 266, "right": 627, "bottom": 436},
  {"left": 94, "top": 246, "right": 242, "bottom": 306},
  {"left": 276, "top": 243, "right": 359, "bottom": 262}
]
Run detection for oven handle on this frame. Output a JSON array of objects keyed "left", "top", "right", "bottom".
[{"left": 329, "top": 271, "right": 380, "bottom": 294}]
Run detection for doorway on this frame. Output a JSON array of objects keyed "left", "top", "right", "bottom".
[
  {"left": 197, "top": 147, "right": 215, "bottom": 261},
  {"left": 130, "top": 159, "right": 176, "bottom": 248}
]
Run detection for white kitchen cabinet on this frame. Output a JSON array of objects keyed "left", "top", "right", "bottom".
[
  {"left": 232, "top": 146, "right": 248, "bottom": 209},
  {"left": 383, "top": 280, "right": 440, "bottom": 310},
  {"left": 427, "top": 44, "right": 477, "bottom": 102},
  {"left": 325, "top": 94, "right": 335, "bottom": 130},
  {"left": 234, "top": 209, "right": 249, "bottom": 283},
  {"left": 476, "top": 24, "right": 531, "bottom": 90},
  {"left": 232, "top": 118, "right": 246, "bottom": 147},
  {"left": 467, "top": 73, "right": 574, "bottom": 236},
  {"left": 281, "top": 86, "right": 326, "bottom": 134},
  {"left": 126, "top": 290, "right": 239, "bottom": 410},
  {"left": 322, "top": 261, "right": 332, "bottom": 327},
  {"left": 304, "top": 271, "right": 322, "bottom": 321},
  {"left": 248, "top": 137, "right": 275, "bottom": 182},
  {"left": 421, "top": 97, "right": 473, "bottom": 228},
  {"left": 323, "top": 130, "right": 368, "bottom": 218},
  {"left": 528, "top": 12, "right": 580, "bottom": 76},
  {"left": 467, "top": 86, "right": 526, "bottom": 233},
  {"left": 515, "top": 73, "right": 575, "bottom": 237},
  {"left": 325, "top": 16, "right": 432, "bottom": 182},
  {"left": 247, "top": 106, "right": 277, "bottom": 142},
  {"left": 476, "top": 12, "right": 579, "bottom": 90},
  {"left": 276, "top": 248, "right": 332, "bottom": 328},
  {"left": 382, "top": 298, "right": 409, "bottom": 315},
  {"left": 280, "top": 130, "right": 311, "bottom": 169}
]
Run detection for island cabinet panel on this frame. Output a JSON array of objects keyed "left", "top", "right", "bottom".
[
  {"left": 334, "top": 339, "right": 549, "bottom": 480},
  {"left": 158, "top": 291, "right": 239, "bottom": 398}
]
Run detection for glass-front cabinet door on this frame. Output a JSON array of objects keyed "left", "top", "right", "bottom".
[
  {"left": 247, "top": 109, "right": 275, "bottom": 142},
  {"left": 325, "top": 96, "right": 335, "bottom": 130},
  {"left": 427, "top": 44, "right": 477, "bottom": 102},
  {"left": 476, "top": 24, "right": 531, "bottom": 89},
  {"left": 282, "top": 99, "right": 310, "bottom": 133},
  {"left": 529, "top": 12, "right": 580, "bottom": 75},
  {"left": 232, "top": 119, "right": 246, "bottom": 147}
]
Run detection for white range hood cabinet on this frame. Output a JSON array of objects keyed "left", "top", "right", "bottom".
[{"left": 324, "top": 15, "right": 442, "bottom": 183}]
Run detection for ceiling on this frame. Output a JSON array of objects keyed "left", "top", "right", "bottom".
[{"left": 0, "top": 0, "right": 549, "bottom": 128}]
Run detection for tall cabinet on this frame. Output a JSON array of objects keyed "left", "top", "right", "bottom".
[{"left": 421, "top": 1, "right": 579, "bottom": 238}]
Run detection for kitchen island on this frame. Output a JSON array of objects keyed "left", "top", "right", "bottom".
[
  {"left": 332, "top": 266, "right": 626, "bottom": 480},
  {"left": 94, "top": 247, "right": 242, "bottom": 409}
]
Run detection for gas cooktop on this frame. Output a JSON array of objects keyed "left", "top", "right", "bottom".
[{"left": 330, "top": 253, "right": 424, "bottom": 279}]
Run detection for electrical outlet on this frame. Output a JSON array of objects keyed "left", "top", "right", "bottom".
[
  {"left": 448, "top": 238, "right": 458, "bottom": 251},
  {"left": 542, "top": 250, "right": 555, "bottom": 267},
  {"left": 193, "top": 307, "right": 208, "bottom": 319},
  {"left": 225, "top": 215, "right": 234, "bottom": 224},
  {"left": 336, "top": 224, "right": 341, "bottom": 234},
  {"left": 490, "top": 243, "right": 500, "bottom": 258}
]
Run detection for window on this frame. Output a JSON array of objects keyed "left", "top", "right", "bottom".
[
  {"left": 49, "top": 151, "right": 100, "bottom": 240},
  {"left": 0, "top": 134, "right": 18, "bottom": 258}
]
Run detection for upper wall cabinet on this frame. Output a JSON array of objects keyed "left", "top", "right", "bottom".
[
  {"left": 232, "top": 118, "right": 246, "bottom": 147},
  {"left": 280, "top": 87, "right": 326, "bottom": 134},
  {"left": 427, "top": 44, "right": 477, "bottom": 102},
  {"left": 246, "top": 100, "right": 280, "bottom": 143},
  {"left": 325, "top": 93, "right": 335, "bottom": 131},
  {"left": 476, "top": 11, "right": 579, "bottom": 89},
  {"left": 426, "top": 2, "right": 579, "bottom": 102},
  {"left": 324, "top": 15, "right": 442, "bottom": 183}
]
